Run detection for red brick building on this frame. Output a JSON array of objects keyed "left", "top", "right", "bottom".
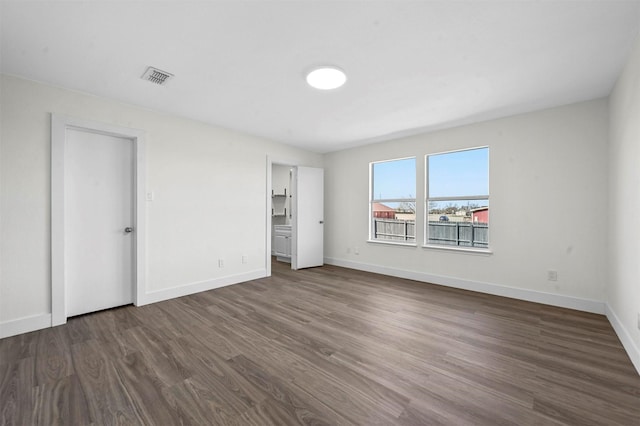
[
  {"left": 372, "top": 202, "right": 396, "bottom": 219},
  {"left": 471, "top": 207, "right": 489, "bottom": 224}
]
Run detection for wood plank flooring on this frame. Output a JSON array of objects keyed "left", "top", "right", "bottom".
[{"left": 2, "top": 260, "right": 639, "bottom": 425}]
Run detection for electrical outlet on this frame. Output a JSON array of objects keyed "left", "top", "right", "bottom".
[
  {"left": 346, "top": 247, "right": 351, "bottom": 254},
  {"left": 354, "top": 247, "right": 360, "bottom": 255},
  {"left": 242, "top": 255, "right": 248, "bottom": 264},
  {"left": 547, "top": 270, "right": 558, "bottom": 281},
  {"left": 218, "top": 258, "right": 224, "bottom": 268},
  {"left": 146, "top": 191, "right": 154, "bottom": 201}
]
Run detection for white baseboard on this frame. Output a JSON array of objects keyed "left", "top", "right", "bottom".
[
  {"left": 323, "top": 258, "right": 640, "bottom": 375},
  {"left": 0, "top": 313, "right": 52, "bottom": 339},
  {"left": 2, "top": 265, "right": 638, "bottom": 377},
  {"left": 138, "top": 269, "right": 267, "bottom": 306},
  {"left": 606, "top": 303, "right": 640, "bottom": 375},
  {"left": 0, "top": 270, "right": 266, "bottom": 339},
  {"left": 324, "top": 257, "right": 606, "bottom": 314}
]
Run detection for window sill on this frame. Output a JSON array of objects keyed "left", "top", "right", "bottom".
[
  {"left": 367, "top": 239, "right": 417, "bottom": 247},
  {"left": 422, "top": 244, "right": 493, "bottom": 255}
]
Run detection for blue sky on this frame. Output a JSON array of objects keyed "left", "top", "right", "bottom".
[
  {"left": 372, "top": 148, "right": 488, "bottom": 200},
  {"left": 428, "top": 148, "right": 488, "bottom": 198},
  {"left": 372, "top": 157, "right": 416, "bottom": 199}
]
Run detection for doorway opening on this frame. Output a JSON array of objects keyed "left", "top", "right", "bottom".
[{"left": 266, "top": 158, "right": 324, "bottom": 276}]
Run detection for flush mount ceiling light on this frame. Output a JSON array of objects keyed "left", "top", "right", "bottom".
[{"left": 306, "top": 66, "right": 347, "bottom": 90}]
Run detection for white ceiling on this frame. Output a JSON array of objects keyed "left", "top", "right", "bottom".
[{"left": 2, "top": 1, "right": 639, "bottom": 153}]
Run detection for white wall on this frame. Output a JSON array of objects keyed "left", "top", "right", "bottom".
[
  {"left": 324, "top": 99, "right": 609, "bottom": 312},
  {"left": 0, "top": 74, "right": 322, "bottom": 336},
  {"left": 608, "top": 33, "right": 640, "bottom": 372}
]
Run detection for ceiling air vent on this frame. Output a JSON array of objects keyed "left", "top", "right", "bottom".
[{"left": 141, "top": 66, "right": 173, "bottom": 86}]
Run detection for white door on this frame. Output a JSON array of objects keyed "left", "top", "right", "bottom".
[
  {"left": 66, "top": 129, "right": 134, "bottom": 317},
  {"left": 292, "top": 167, "right": 324, "bottom": 269}
]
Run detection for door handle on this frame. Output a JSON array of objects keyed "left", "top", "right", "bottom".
[{"left": 124, "top": 227, "right": 134, "bottom": 233}]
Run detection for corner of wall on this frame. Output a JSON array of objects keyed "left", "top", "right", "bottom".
[
  {"left": 606, "top": 304, "right": 640, "bottom": 375},
  {"left": 606, "top": 30, "right": 640, "bottom": 377}
]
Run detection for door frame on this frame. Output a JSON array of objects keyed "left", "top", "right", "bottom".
[
  {"left": 266, "top": 156, "right": 298, "bottom": 277},
  {"left": 51, "top": 114, "right": 146, "bottom": 326}
]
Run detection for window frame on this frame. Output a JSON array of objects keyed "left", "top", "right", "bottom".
[
  {"left": 368, "top": 156, "right": 417, "bottom": 246},
  {"left": 424, "top": 146, "right": 491, "bottom": 253}
]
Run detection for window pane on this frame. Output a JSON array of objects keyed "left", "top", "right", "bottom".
[
  {"left": 427, "top": 199, "right": 488, "bottom": 248},
  {"left": 372, "top": 158, "right": 416, "bottom": 200},
  {"left": 372, "top": 202, "right": 415, "bottom": 242},
  {"left": 428, "top": 148, "right": 488, "bottom": 198}
]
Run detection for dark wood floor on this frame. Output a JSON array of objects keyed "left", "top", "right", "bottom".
[{"left": 2, "top": 260, "right": 639, "bottom": 425}]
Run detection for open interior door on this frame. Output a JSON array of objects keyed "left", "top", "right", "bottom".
[{"left": 292, "top": 166, "right": 324, "bottom": 269}]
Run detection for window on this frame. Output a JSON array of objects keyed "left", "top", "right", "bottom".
[
  {"left": 370, "top": 157, "right": 416, "bottom": 243},
  {"left": 426, "top": 147, "right": 489, "bottom": 249}
]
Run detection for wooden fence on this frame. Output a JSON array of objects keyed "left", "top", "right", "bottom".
[
  {"left": 373, "top": 219, "right": 415, "bottom": 242},
  {"left": 427, "top": 221, "right": 488, "bottom": 247},
  {"left": 373, "top": 219, "right": 488, "bottom": 247}
]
